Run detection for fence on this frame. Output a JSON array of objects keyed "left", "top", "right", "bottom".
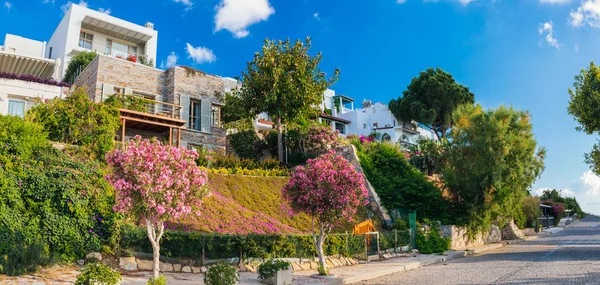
[
  {"left": 120, "top": 226, "right": 410, "bottom": 265},
  {"left": 538, "top": 216, "right": 555, "bottom": 229}
]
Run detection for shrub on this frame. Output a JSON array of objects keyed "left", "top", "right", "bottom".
[
  {"left": 104, "top": 93, "right": 149, "bottom": 113},
  {"left": 521, "top": 196, "right": 541, "bottom": 228},
  {"left": 147, "top": 275, "right": 168, "bottom": 285},
  {"left": 0, "top": 72, "right": 70, "bottom": 87},
  {"left": 305, "top": 125, "right": 339, "bottom": 156},
  {"left": 229, "top": 130, "right": 266, "bottom": 160},
  {"left": 63, "top": 51, "right": 97, "bottom": 83},
  {"left": 415, "top": 224, "right": 450, "bottom": 254},
  {"left": 75, "top": 262, "right": 122, "bottom": 285},
  {"left": 204, "top": 263, "right": 238, "bottom": 285},
  {"left": 257, "top": 259, "right": 291, "bottom": 280},
  {"left": 27, "top": 87, "right": 121, "bottom": 161},
  {"left": 2, "top": 240, "right": 49, "bottom": 276},
  {"left": 0, "top": 115, "right": 117, "bottom": 274},
  {"left": 392, "top": 219, "right": 408, "bottom": 231}
]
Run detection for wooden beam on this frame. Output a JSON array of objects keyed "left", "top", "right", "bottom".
[
  {"left": 169, "top": 127, "right": 173, "bottom": 146},
  {"left": 177, "top": 128, "right": 181, "bottom": 148},
  {"left": 121, "top": 118, "right": 126, "bottom": 147},
  {"left": 119, "top": 116, "right": 185, "bottom": 129}
]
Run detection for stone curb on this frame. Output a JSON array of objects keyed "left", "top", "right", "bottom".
[{"left": 338, "top": 247, "right": 501, "bottom": 284}]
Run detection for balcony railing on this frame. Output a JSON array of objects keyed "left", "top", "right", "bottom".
[{"left": 110, "top": 94, "right": 182, "bottom": 120}]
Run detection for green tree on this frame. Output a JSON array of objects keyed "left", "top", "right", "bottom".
[
  {"left": 239, "top": 37, "right": 340, "bottom": 163},
  {"left": 568, "top": 62, "right": 600, "bottom": 175},
  {"left": 63, "top": 51, "right": 97, "bottom": 83},
  {"left": 389, "top": 68, "right": 475, "bottom": 140},
  {"left": 221, "top": 91, "right": 249, "bottom": 124},
  {"left": 521, "top": 196, "right": 541, "bottom": 228},
  {"left": 444, "top": 105, "right": 546, "bottom": 233}
]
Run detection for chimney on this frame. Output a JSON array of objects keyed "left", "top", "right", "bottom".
[{"left": 145, "top": 22, "right": 154, "bottom": 30}]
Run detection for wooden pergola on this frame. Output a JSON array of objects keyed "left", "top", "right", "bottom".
[{"left": 119, "top": 108, "right": 186, "bottom": 147}]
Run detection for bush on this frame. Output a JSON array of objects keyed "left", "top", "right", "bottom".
[
  {"left": 63, "top": 51, "right": 97, "bottom": 83},
  {"left": 415, "top": 224, "right": 450, "bottom": 254},
  {"left": 229, "top": 130, "right": 266, "bottom": 160},
  {"left": 75, "top": 262, "right": 121, "bottom": 285},
  {"left": 392, "top": 219, "right": 408, "bottom": 231},
  {"left": 0, "top": 115, "right": 118, "bottom": 274},
  {"left": 194, "top": 148, "right": 287, "bottom": 175},
  {"left": 354, "top": 142, "right": 452, "bottom": 223},
  {"left": 2, "top": 240, "right": 49, "bottom": 276},
  {"left": 147, "top": 275, "right": 168, "bottom": 285},
  {"left": 257, "top": 259, "right": 291, "bottom": 280},
  {"left": 204, "top": 263, "right": 238, "bottom": 285},
  {"left": 27, "top": 87, "right": 121, "bottom": 161}
]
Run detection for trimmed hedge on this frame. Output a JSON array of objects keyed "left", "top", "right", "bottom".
[{"left": 120, "top": 224, "right": 409, "bottom": 261}]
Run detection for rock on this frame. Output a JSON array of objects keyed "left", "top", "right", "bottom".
[
  {"left": 201, "top": 266, "right": 208, "bottom": 273},
  {"left": 137, "top": 259, "right": 153, "bottom": 271},
  {"left": 173, "top": 264, "right": 182, "bottom": 272},
  {"left": 325, "top": 259, "right": 334, "bottom": 268},
  {"left": 160, "top": 262, "right": 174, "bottom": 272},
  {"left": 300, "top": 262, "right": 312, "bottom": 271},
  {"left": 331, "top": 259, "right": 341, "bottom": 267},
  {"left": 77, "top": 260, "right": 85, "bottom": 266},
  {"left": 291, "top": 262, "right": 302, "bottom": 272},
  {"left": 86, "top": 252, "right": 102, "bottom": 261},
  {"left": 192, "top": 266, "right": 201, "bottom": 273},
  {"left": 119, "top": 257, "right": 137, "bottom": 271},
  {"left": 182, "top": 266, "right": 192, "bottom": 273},
  {"left": 238, "top": 263, "right": 247, "bottom": 272},
  {"left": 383, "top": 253, "right": 392, "bottom": 259}
]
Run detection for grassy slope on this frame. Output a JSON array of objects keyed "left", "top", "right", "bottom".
[{"left": 176, "top": 173, "right": 313, "bottom": 234}]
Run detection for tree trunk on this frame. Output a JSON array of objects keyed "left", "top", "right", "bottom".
[
  {"left": 146, "top": 219, "right": 165, "bottom": 279},
  {"left": 276, "top": 116, "right": 284, "bottom": 163},
  {"left": 315, "top": 223, "right": 328, "bottom": 275}
]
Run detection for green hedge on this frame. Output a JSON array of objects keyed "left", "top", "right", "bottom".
[{"left": 119, "top": 225, "right": 410, "bottom": 262}]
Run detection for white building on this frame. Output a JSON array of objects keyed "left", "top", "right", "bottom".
[
  {"left": 319, "top": 88, "right": 353, "bottom": 134},
  {"left": 338, "top": 100, "right": 436, "bottom": 148},
  {"left": 47, "top": 3, "right": 158, "bottom": 80},
  {"left": 0, "top": 34, "right": 66, "bottom": 117}
]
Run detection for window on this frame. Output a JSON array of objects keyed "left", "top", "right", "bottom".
[
  {"left": 8, "top": 100, "right": 25, "bottom": 118},
  {"left": 190, "top": 100, "right": 202, "bottom": 131},
  {"left": 211, "top": 105, "right": 221, "bottom": 127},
  {"left": 335, "top": 123, "right": 346, "bottom": 134},
  {"left": 363, "top": 123, "right": 367, "bottom": 129},
  {"left": 48, "top": 47, "right": 53, "bottom": 59},
  {"left": 114, "top": 86, "right": 125, "bottom": 94},
  {"left": 79, "top": 32, "right": 93, "bottom": 49},
  {"left": 393, "top": 119, "right": 396, "bottom": 126},
  {"left": 373, "top": 122, "right": 378, "bottom": 128},
  {"left": 106, "top": 39, "right": 137, "bottom": 57}
]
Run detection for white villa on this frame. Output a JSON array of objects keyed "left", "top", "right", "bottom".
[
  {"left": 47, "top": 3, "right": 158, "bottom": 80},
  {"left": 0, "top": 34, "right": 66, "bottom": 118}
]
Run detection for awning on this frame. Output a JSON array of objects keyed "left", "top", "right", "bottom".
[
  {"left": 319, "top": 113, "right": 351, "bottom": 124},
  {"left": 0, "top": 51, "right": 56, "bottom": 79},
  {"left": 81, "top": 16, "right": 153, "bottom": 45}
]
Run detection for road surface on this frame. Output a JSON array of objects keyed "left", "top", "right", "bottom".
[{"left": 361, "top": 216, "right": 600, "bottom": 285}]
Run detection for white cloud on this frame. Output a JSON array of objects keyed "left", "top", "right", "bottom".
[
  {"left": 581, "top": 170, "right": 600, "bottom": 196},
  {"left": 4, "top": 1, "right": 12, "bottom": 11},
  {"left": 44, "top": 0, "right": 55, "bottom": 4},
  {"left": 61, "top": 0, "right": 87, "bottom": 14},
  {"left": 570, "top": 0, "right": 600, "bottom": 28},
  {"left": 185, "top": 44, "right": 216, "bottom": 64},
  {"left": 397, "top": 0, "right": 407, "bottom": 3},
  {"left": 533, "top": 187, "right": 576, "bottom": 198},
  {"left": 98, "top": 7, "right": 111, "bottom": 14},
  {"left": 161, "top": 52, "right": 179, "bottom": 69},
  {"left": 459, "top": 0, "right": 476, "bottom": 5},
  {"left": 540, "top": 0, "right": 571, "bottom": 3},
  {"left": 214, "top": 0, "right": 275, "bottom": 38},
  {"left": 313, "top": 12, "right": 320, "bottom": 20},
  {"left": 173, "top": 0, "right": 193, "bottom": 11},
  {"left": 575, "top": 44, "right": 579, "bottom": 51},
  {"left": 538, "top": 21, "right": 561, "bottom": 50}
]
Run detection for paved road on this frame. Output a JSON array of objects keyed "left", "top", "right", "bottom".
[{"left": 361, "top": 216, "right": 600, "bottom": 285}]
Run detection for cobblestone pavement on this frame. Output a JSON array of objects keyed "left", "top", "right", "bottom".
[{"left": 361, "top": 216, "right": 600, "bottom": 285}]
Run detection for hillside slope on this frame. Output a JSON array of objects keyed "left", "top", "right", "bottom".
[{"left": 175, "top": 173, "right": 313, "bottom": 234}]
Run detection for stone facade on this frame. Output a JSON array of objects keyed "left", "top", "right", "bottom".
[
  {"left": 335, "top": 145, "right": 392, "bottom": 225},
  {"left": 73, "top": 54, "right": 226, "bottom": 150}
]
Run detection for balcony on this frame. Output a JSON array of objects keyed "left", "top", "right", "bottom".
[{"left": 111, "top": 94, "right": 186, "bottom": 146}]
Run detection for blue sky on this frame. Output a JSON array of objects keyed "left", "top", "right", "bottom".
[{"left": 3, "top": 0, "right": 600, "bottom": 214}]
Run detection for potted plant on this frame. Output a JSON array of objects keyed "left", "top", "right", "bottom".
[
  {"left": 257, "top": 259, "right": 292, "bottom": 285},
  {"left": 126, "top": 55, "right": 137, "bottom": 63}
]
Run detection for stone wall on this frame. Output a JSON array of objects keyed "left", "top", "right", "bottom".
[
  {"left": 171, "top": 67, "right": 224, "bottom": 105},
  {"left": 119, "top": 256, "right": 359, "bottom": 273},
  {"left": 335, "top": 145, "right": 392, "bottom": 225},
  {"left": 501, "top": 219, "right": 526, "bottom": 240},
  {"left": 441, "top": 225, "right": 501, "bottom": 250},
  {"left": 181, "top": 126, "right": 226, "bottom": 151},
  {"left": 95, "top": 55, "right": 163, "bottom": 101}
]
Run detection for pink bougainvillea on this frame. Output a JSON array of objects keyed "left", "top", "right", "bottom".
[
  {"left": 282, "top": 151, "right": 368, "bottom": 274},
  {"left": 305, "top": 125, "right": 340, "bottom": 156},
  {"left": 105, "top": 136, "right": 209, "bottom": 277}
]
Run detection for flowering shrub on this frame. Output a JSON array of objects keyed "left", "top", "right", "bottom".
[
  {"left": 105, "top": 136, "right": 209, "bottom": 278},
  {"left": 126, "top": 55, "right": 137, "bottom": 63},
  {"left": 283, "top": 151, "right": 368, "bottom": 274},
  {"left": 75, "top": 262, "right": 122, "bottom": 285},
  {"left": 305, "top": 125, "right": 340, "bottom": 156},
  {"left": 208, "top": 167, "right": 288, "bottom": 177},
  {"left": 0, "top": 72, "right": 70, "bottom": 87}
]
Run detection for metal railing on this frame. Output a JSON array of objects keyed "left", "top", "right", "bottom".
[
  {"left": 114, "top": 94, "right": 182, "bottom": 120},
  {"left": 538, "top": 216, "right": 555, "bottom": 229}
]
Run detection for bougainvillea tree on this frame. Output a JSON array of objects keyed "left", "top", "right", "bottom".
[
  {"left": 105, "top": 136, "right": 209, "bottom": 278},
  {"left": 283, "top": 151, "right": 368, "bottom": 275},
  {"left": 305, "top": 125, "right": 340, "bottom": 156}
]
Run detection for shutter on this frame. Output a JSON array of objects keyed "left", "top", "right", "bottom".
[
  {"left": 201, "top": 100, "right": 211, "bottom": 134},
  {"left": 180, "top": 94, "right": 190, "bottom": 128},
  {"left": 124, "top": 87, "right": 133, "bottom": 95},
  {"left": 101, "top": 83, "right": 114, "bottom": 101},
  {"left": 155, "top": 94, "right": 164, "bottom": 116}
]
